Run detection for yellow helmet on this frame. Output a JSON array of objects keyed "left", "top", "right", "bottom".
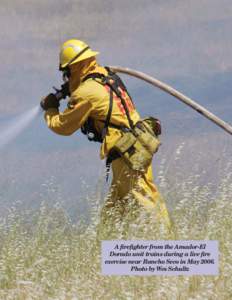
[{"left": 59, "top": 39, "right": 99, "bottom": 70}]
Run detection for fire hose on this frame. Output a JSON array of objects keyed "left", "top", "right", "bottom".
[
  {"left": 109, "top": 66, "right": 232, "bottom": 136},
  {"left": 51, "top": 66, "right": 232, "bottom": 136}
]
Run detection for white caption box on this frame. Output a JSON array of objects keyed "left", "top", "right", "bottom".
[{"left": 102, "top": 240, "right": 218, "bottom": 276}]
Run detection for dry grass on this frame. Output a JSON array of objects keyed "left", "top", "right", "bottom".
[{"left": 0, "top": 152, "right": 231, "bottom": 299}]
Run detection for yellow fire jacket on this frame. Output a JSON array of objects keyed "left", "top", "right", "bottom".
[{"left": 44, "top": 63, "right": 140, "bottom": 159}]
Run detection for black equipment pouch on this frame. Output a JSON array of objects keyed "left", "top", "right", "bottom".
[{"left": 81, "top": 117, "right": 103, "bottom": 142}]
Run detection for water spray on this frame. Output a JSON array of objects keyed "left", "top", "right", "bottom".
[
  {"left": 0, "top": 106, "right": 41, "bottom": 150},
  {"left": 0, "top": 81, "right": 70, "bottom": 150},
  {"left": 4, "top": 65, "right": 229, "bottom": 152}
]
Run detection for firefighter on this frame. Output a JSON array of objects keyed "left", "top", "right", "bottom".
[{"left": 40, "top": 39, "right": 171, "bottom": 233}]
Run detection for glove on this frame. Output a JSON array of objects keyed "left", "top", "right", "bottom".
[{"left": 40, "top": 93, "right": 60, "bottom": 111}]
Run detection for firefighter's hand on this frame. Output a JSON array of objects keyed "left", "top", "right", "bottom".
[{"left": 40, "top": 93, "right": 60, "bottom": 111}]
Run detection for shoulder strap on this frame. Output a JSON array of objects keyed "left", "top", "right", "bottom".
[
  {"left": 101, "top": 88, "right": 113, "bottom": 138},
  {"left": 105, "top": 67, "right": 135, "bottom": 107},
  {"left": 82, "top": 72, "right": 105, "bottom": 82},
  {"left": 105, "top": 78, "right": 134, "bottom": 129},
  {"left": 82, "top": 68, "right": 135, "bottom": 131}
]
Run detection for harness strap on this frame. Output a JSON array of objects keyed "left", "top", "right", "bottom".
[
  {"left": 82, "top": 68, "right": 135, "bottom": 181},
  {"left": 83, "top": 69, "right": 134, "bottom": 130},
  {"left": 105, "top": 67, "right": 135, "bottom": 108},
  {"left": 101, "top": 88, "right": 113, "bottom": 139},
  {"left": 104, "top": 77, "right": 134, "bottom": 130},
  {"left": 105, "top": 149, "right": 121, "bottom": 182},
  {"left": 82, "top": 72, "right": 104, "bottom": 82}
]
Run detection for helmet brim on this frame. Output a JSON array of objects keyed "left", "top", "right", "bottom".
[{"left": 60, "top": 50, "right": 99, "bottom": 70}]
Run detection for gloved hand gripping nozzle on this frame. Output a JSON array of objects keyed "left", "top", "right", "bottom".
[{"left": 40, "top": 81, "right": 70, "bottom": 111}]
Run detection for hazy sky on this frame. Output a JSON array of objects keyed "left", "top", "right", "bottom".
[
  {"left": 0, "top": 1, "right": 231, "bottom": 216},
  {"left": 0, "top": 0, "right": 232, "bottom": 114}
]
